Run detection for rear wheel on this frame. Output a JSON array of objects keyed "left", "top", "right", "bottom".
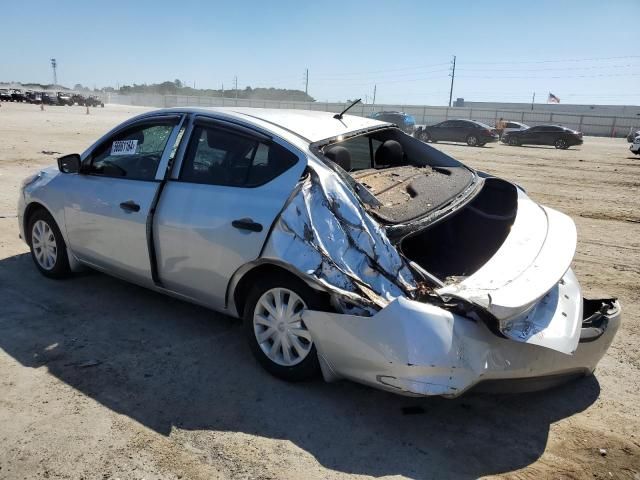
[
  {"left": 466, "top": 134, "right": 479, "bottom": 146},
  {"left": 243, "top": 274, "right": 323, "bottom": 381},
  {"left": 555, "top": 138, "right": 569, "bottom": 149},
  {"left": 27, "top": 209, "right": 70, "bottom": 278}
]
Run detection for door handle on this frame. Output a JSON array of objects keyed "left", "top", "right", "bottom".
[
  {"left": 232, "top": 218, "right": 263, "bottom": 232},
  {"left": 119, "top": 200, "right": 140, "bottom": 212}
]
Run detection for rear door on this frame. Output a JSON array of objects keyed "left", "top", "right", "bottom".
[
  {"left": 455, "top": 120, "right": 474, "bottom": 142},
  {"left": 432, "top": 121, "right": 453, "bottom": 141},
  {"left": 154, "top": 117, "right": 307, "bottom": 309},
  {"left": 522, "top": 126, "right": 542, "bottom": 144},
  {"left": 63, "top": 115, "right": 183, "bottom": 286},
  {"left": 540, "top": 126, "right": 563, "bottom": 145}
]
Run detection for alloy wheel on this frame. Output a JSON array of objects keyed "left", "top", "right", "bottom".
[
  {"left": 253, "top": 287, "right": 313, "bottom": 367},
  {"left": 31, "top": 219, "right": 57, "bottom": 270},
  {"left": 555, "top": 139, "right": 567, "bottom": 149}
]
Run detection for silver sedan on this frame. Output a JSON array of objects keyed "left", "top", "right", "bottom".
[{"left": 17, "top": 107, "right": 621, "bottom": 396}]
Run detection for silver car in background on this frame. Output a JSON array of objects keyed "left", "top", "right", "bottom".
[{"left": 17, "top": 107, "right": 620, "bottom": 397}]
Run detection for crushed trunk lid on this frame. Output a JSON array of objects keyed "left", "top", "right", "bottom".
[{"left": 436, "top": 188, "right": 580, "bottom": 353}]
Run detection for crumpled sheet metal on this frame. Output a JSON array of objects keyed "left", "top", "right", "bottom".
[
  {"left": 264, "top": 165, "right": 416, "bottom": 311},
  {"left": 303, "top": 293, "right": 619, "bottom": 397}
]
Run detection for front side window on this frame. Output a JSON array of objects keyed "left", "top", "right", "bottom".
[
  {"left": 180, "top": 125, "right": 298, "bottom": 187},
  {"left": 89, "top": 123, "right": 175, "bottom": 180}
]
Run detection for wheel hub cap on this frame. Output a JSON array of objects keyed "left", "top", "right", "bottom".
[
  {"left": 253, "top": 287, "right": 313, "bottom": 367},
  {"left": 31, "top": 219, "right": 57, "bottom": 270}
]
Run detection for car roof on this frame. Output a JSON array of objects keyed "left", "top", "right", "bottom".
[{"left": 131, "top": 107, "right": 390, "bottom": 143}]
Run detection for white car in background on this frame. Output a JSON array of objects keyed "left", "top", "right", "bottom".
[
  {"left": 17, "top": 106, "right": 621, "bottom": 397},
  {"left": 630, "top": 135, "right": 640, "bottom": 155},
  {"left": 502, "top": 121, "right": 529, "bottom": 137}
]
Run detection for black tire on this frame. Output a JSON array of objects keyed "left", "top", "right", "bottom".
[
  {"left": 419, "top": 130, "right": 431, "bottom": 142},
  {"left": 508, "top": 136, "right": 521, "bottom": 146},
  {"left": 555, "top": 138, "right": 569, "bottom": 149},
  {"left": 27, "top": 209, "right": 71, "bottom": 278},
  {"left": 243, "top": 273, "right": 324, "bottom": 382},
  {"left": 466, "top": 134, "right": 479, "bottom": 147}
]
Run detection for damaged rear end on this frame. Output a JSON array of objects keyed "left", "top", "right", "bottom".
[{"left": 261, "top": 127, "right": 621, "bottom": 397}]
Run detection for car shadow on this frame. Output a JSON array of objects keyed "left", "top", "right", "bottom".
[
  {"left": 513, "top": 145, "right": 581, "bottom": 150},
  {"left": 429, "top": 141, "right": 495, "bottom": 148},
  {"left": 0, "top": 253, "right": 601, "bottom": 479}
]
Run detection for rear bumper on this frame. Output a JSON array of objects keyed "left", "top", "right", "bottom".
[{"left": 303, "top": 272, "right": 620, "bottom": 398}]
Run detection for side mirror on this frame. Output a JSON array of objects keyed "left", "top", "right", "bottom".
[{"left": 57, "top": 153, "right": 81, "bottom": 174}]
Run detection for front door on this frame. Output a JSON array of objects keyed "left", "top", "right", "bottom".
[
  {"left": 154, "top": 118, "right": 306, "bottom": 310},
  {"left": 63, "top": 116, "right": 182, "bottom": 286}
]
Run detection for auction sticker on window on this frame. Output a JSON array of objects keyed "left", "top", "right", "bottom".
[{"left": 111, "top": 140, "right": 138, "bottom": 155}]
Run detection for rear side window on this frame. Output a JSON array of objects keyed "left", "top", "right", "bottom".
[
  {"left": 180, "top": 125, "right": 298, "bottom": 187},
  {"left": 89, "top": 123, "right": 175, "bottom": 181}
]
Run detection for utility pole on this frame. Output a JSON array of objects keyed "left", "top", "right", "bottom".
[
  {"left": 448, "top": 55, "right": 456, "bottom": 107},
  {"left": 304, "top": 68, "right": 309, "bottom": 96},
  {"left": 531, "top": 91, "right": 535, "bottom": 111},
  {"left": 50, "top": 58, "right": 57, "bottom": 86},
  {"left": 221, "top": 82, "right": 224, "bottom": 97},
  {"left": 372, "top": 84, "right": 377, "bottom": 105},
  {"left": 234, "top": 75, "right": 238, "bottom": 99}
]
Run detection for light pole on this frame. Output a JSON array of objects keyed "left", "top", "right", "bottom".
[{"left": 50, "top": 58, "right": 57, "bottom": 86}]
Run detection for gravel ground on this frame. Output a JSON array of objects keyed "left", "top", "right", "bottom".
[{"left": 0, "top": 102, "right": 639, "bottom": 480}]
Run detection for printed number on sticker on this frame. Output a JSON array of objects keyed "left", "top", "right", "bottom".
[{"left": 111, "top": 140, "right": 138, "bottom": 155}]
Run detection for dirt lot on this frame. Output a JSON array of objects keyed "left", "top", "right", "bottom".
[{"left": 0, "top": 102, "right": 639, "bottom": 480}]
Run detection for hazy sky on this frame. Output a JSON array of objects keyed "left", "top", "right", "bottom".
[{"left": 2, "top": 0, "right": 638, "bottom": 105}]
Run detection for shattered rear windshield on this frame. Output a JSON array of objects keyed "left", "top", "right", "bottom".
[{"left": 319, "top": 128, "right": 478, "bottom": 224}]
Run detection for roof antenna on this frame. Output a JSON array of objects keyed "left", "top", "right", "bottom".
[{"left": 334, "top": 98, "right": 361, "bottom": 119}]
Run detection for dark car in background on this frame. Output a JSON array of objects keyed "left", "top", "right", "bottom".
[
  {"left": 57, "top": 92, "right": 74, "bottom": 106},
  {"left": 71, "top": 93, "right": 87, "bottom": 105},
  {"left": 370, "top": 111, "right": 416, "bottom": 135},
  {"left": 415, "top": 119, "right": 499, "bottom": 146},
  {"left": 0, "top": 89, "right": 12, "bottom": 101},
  {"left": 26, "top": 91, "right": 43, "bottom": 104},
  {"left": 10, "top": 89, "right": 27, "bottom": 102},
  {"left": 41, "top": 92, "right": 60, "bottom": 105},
  {"left": 84, "top": 95, "right": 105, "bottom": 107},
  {"left": 502, "top": 125, "right": 583, "bottom": 149}
]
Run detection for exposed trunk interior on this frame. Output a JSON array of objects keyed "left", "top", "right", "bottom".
[{"left": 401, "top": 177, "right": 518, "bottom": 281}]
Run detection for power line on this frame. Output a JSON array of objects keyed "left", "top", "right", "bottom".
[
  {"left": 457, "top": 72, "right": 640, "bottom": 79},
  {"left": 462, "top": 55, "right": 640, "bottom": 65},
  {"left": 457, "top": 63, "right": 640, "bottom": 72},
  {"left": 311, "top": 62, "right": 451, "bottom": 79}
]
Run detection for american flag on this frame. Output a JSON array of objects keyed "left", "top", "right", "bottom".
[{"left": 548, "top": 92, "right": 560, "bottom": 104}]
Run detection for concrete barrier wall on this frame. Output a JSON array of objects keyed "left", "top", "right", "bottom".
[{"left": 106, "top": 93, "right": 640, "bottom": 138}]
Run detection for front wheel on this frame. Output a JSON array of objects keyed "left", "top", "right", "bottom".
[
  {"left": 508, "top": 136, "right": 520, "bottom": 146},
  {"left": 28, "top": 209, "right": 70, "bottom": 278},
  {"left": 466, "top": 134, "right": 479, "bottom": 146},
  {"left": 555, "top": 138, "right": 569, "bottom": 149},
  {"left": 418, "top": 130, "right": 431, "bottom": 142},
  {"left": 243, "top": 274, "right": 323, "bottom": 381}
]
